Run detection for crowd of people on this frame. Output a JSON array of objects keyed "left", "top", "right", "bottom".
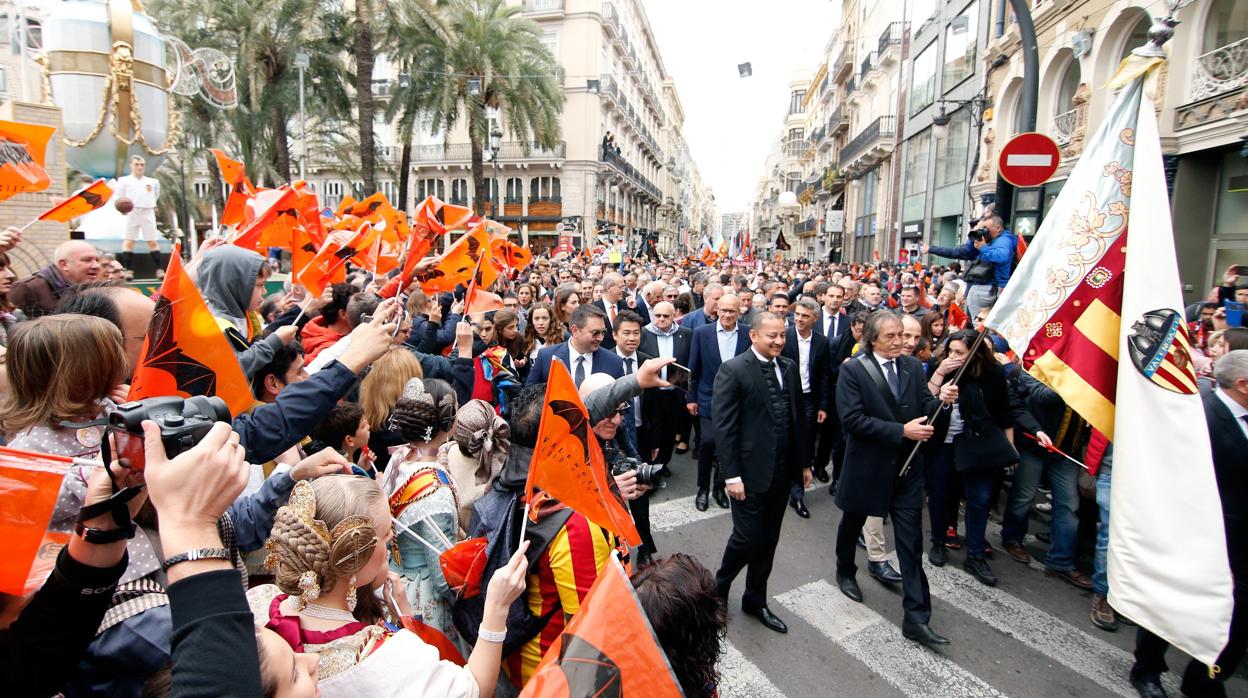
[{"left": 0, "top": 203, "right": 1243, "bottom": 698}]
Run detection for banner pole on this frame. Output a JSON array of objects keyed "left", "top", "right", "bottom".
[{"left": 897, "top": 328, "right": 991, "bottom": 478}]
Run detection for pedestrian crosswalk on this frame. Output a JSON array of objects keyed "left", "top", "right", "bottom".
[{"left": 662, "top": 492, "right": 1195, "bottom": 697}]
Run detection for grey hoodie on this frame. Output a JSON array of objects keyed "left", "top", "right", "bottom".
[{"left": 196, "top": 245, "right": 284, "bottom": 378}]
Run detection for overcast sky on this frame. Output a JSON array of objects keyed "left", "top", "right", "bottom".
[{"left": 642, "top": 0, "right": 841, "bottom": 218}]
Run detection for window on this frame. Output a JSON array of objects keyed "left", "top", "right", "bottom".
[
  {"left": 450, "top": 178, "right": 468, "bottom": 205},
  {"left": 854, "top": 169, "right": 879, "bottom": 262},
  {"left": 789, "top": 90, "right": 807, "bottom": 115},
  {"left": 530, "top": 176, "right": 561, "bottom": 201},
  {"left": 935, "top": 110, "right": 971, "bottom": 187},
  {"left": 903, "top": 131, "right": 931, "bottom": 197},
  {"left": 506, "top": 177, "right": 523, "bottom": 203},
  {"left": 419, "top": 178, "right": 445, "bottom": 201},
  {"left": 1203, "top": 0, "right": 1248, "bottom": 52},
  {"left": 943, "top": 1, "right": 978, "bottom": 89},
  {"left": 323, "top": 181, "right": 345, "bottom": 209},
  {"left": 380, "top": 180, "right": 399, "bottom": 204},
  {"left": 910, "top": 43, "right": 937, "bottom": 114},
  {"left": 540, "top": 30, "right": 559, "bottom": 60},
  {"left": 1118, "top": 11, "right": 1151, "bottom": 63},
  {"left": 0, "top": 67, "right": 7, "bottom": 94},
  {"left": 1055, "top": 57, "right": 1081, "bottom": 115},
  {"left": 193, "top": 181, "right": 210, "bottom": 199}
]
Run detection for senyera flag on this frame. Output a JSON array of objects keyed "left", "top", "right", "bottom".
[
  {"left": 519, "top": 555, "right": 682, "bottom": 698},
  {"left": 0, "top": 120, "right": 54, "bottom": 202},
  {"left": 0, "top": 447, "right": 75, "bottom": 595},
  {"left": 984, "top": 56, "right": 1232, "bottom": 666},
  {"left": 525, "top": 360, "right": 641, "bottom": 547},
  {"left": 129, "top": 245, "right": 253, "bottom": 417},
  {"left": 32, "top": 179, "right": 113, "bottom": 224}
]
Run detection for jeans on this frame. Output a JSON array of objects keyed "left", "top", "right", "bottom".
[
  {"left": 1093, "top": 463, "right": 1112, "bottom": 597},
  {"left": 1001, "top": 448, "right": 1081, "bottom": 572},
  {"left": 926, "top": 440, "right": 994, "bottom": 557}
]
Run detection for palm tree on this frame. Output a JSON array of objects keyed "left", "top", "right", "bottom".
[
  {"left": 383, "top": 0, "right": 449, "bottom": 211},
  {"left": 404, "top": 0, "right": 564, "bottom": 216},
  {"left": 353, "top": 0, "right": 378, "bottom": 193}
]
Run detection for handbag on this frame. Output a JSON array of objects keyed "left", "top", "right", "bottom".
[
  {"left": 954, "top": 422, "right": 1018, "bottom": 474},
  {"left": 964, "top": 259, "right": 995, "bottom": 285}
]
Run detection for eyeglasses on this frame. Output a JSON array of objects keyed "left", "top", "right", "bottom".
[
  {"left": 586, "top": 328, "right": 607, "bottom": 338},
  {"left": 653, "top": 313, "right": 672, "bottom": 318}
]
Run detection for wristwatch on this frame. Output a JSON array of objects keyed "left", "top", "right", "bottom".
[
  {"left": 162, "top": 548, "right": 232, "bottom": 569},
  {"left": 75, "top": 521, "right": 136, "bottom": 544}
]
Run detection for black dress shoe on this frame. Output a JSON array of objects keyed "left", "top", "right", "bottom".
[
  {"left": 963, "top": 556, "right": 998, "bottom": 586},
  {"left": 790, "top": 499, "right": 810, "bottom": 518},
  {"left": 743, "top": 605, "right": 788, "bottom": 633},
  {"left": 713, "top": 487, "right": 730, "bottom": 509},
  {"left": 868, "top": 560, "right": 903, "bottom": 584},
  {"left": 1129, "top": 674, "right": 1169, "bottom": 698},
  {"left": 695, "top": 490, "right": 709, "bottom": 512},
  {"left": 928, "top": 543, "right": 948, "bottom": 567},
  {"left": 902, "top": 622, "right": 951, "bottom": 646},
  {"left": 827, "top": 482, "right": 837, "bottom": 497},
  {"left": 836, "top": 573, "right": 863, "bottom": 602},
  {"left": 814, "top": 467, "right": 830, "bottom": 483}
]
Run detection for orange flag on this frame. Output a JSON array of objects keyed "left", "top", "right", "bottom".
[
  {"left": 519, "top": 556, "right": 682, "bottom": 698},
  {"left": 0, "top": 447, "right": 74, "bottom": 595},
  {"left": 296, "top": 222, "right": 380, "bottom": 296},
  {"left": 128, "top": 246, "right": 253, "bottom": 417},
  {"left": 417, "top": 224, "right": 499, "bottom": 294},
  {"left": 462, "top": 253, "right": 503, "bottom": 316},
  {"left": 211, "top": 149, "right": 255, "bottom": 228},
  {"left": 525, "top": 360, "right": 641, "bottom": 546},
  {"left": 949, "top": 301, "right": 969, "bottom": 329},
  {"left": 36, "top": 179, "right": 113, "bottom": 223},
  {"left": 0, "top": 120, "right": 54, "bottom": 202},
  {"left": 232, "top": 186, "right": 299, "bottom": 252},
  {"left": 291, "top": 223, "right": 325, "bottom": 278}
]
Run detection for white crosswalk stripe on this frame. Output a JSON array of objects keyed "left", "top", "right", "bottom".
[
  {"left": 650, "top": 481, "right": 821, "bottom": 533},
  {"left": 776, "top": 580, "right": 1011, "bottom": 698},
  {"left": 717, "top": 641, "right": 786, "bottom": 698}
]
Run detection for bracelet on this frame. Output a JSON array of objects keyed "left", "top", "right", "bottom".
[
  {"left": 478, "top": 625, "right": 507, "bottom": 644},
  {"left": 162, "top": 548, "right": 231, "bottom": 569}
]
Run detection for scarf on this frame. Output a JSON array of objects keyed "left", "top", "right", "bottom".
[
  {"left": 448, "top": 399, "right": 511, "bottom": 486},
  {"left": 645, "top": 321, "right": 680, "bottom": 338}
]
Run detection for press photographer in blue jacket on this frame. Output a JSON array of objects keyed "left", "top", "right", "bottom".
[{"left": 921, "top": 213, "right": 1017, "bottom": 318}]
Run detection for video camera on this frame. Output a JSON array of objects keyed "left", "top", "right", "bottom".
[{"left": 106, "top": 395, "right": 231, "bottom": 470}]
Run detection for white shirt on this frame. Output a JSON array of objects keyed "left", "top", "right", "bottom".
[
  {"left": 874, "top": 351, "right": 901, "bottom": 395},
  {"left": 750, "top": 347, "right": 784, "bottom": 389},
  {"left": 114, "top": 174, "right": 160, "bottom": 208},
  {"left": 795, "top": 330, "right": 813, "bottom": 393},
  {"left": 823, "top": 309, "right": 843, "bottom": 337},
  {"left": 567, "top": 345, "right": 593, "bottom": 378},
  {"left": 617, "top": 349, "right": 643, "bottom": 426},
  {"left": 1215, "top": 388, "right": 1248, "bottom": 441}
]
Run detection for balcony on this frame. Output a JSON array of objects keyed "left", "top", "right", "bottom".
[
  {"left": 525, "top": 0, "right": 563, "bottom": 14},
  {"left": 860, "top": 52, "right": 881, "bottom": 88},
  {"left": 795, "top": 218, "right": 818, "bottom": 236},
  {"left": 1053, "top": 107, "right": 1082, "bottom": 146},
  {"left": 832, "top": 45, "right": 853, "bottom": 83},
  {"left": 1189, "top": 36, "right": 1248, "bottom": 102},
  {"left": 411, "top": 141, "right": 566, "bottom": 163},
  {"left": 845, "top": 76, "right": 862, "bottom": 105},
  {"left": 601, "top": 149, "right": 661, "bottom": 201},
  {"left": 878, "top": 22, "right": 904, "bottom": 66},
  {"left": 783, "top": 137, "right": 807, "bottom": 162},
  {"left": 839, "top": 115, "right": 896, "bottom": 175},
  {"left": 601, "top": 1, "right": 620, "bottom": 36},
  {"left": 829, "top": 105, "right": 849, "bottom": 136}
]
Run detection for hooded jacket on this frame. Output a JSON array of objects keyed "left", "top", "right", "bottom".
[{"left": 196, "top": 246, "right": 284, "bottom": 379}]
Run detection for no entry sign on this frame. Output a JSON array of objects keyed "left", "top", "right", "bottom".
[{"left": 998, "top": 132, "right": 1060, "bottom": 187}]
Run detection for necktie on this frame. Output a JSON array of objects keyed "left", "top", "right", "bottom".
[
  {"left": 608, "top": 305, "right": 616, "bottom": 324},
  {"left": 884, "top": 360, "right": 901, "bottom": 401},
  {"left": 574, "top": 356, "right": 586, "bottom": 387},
  {"left": 624, "top": 357, "right": 634, "bottom": 375}
]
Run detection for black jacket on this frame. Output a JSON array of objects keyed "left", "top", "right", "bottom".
[
  {"left": 835, "top": 353, "right": 942, "bottom": 515},
  {"left": 168, "top": 570, "right": 262, "bottom": 697},
  {"left": 781, "top": 327, "right": 834, "bottom": 412},
  {"left": 592, "top": 299, "right": 629, "bottom": 350},
  {"left": 234, "top": 359, "right": 359, "bottom": 465},
  {"left": 1203, "top": 390, "right": 1248, "bottom": 574},
  {"left": 638, "top": 325, "right": 693, "bottom": 409},
  {"left": 712, "top": 351, "right": 808, "bottom": 492}
]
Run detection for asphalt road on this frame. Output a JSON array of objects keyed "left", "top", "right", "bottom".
[{"left": 639, "top": 450, "right": 1247, "bottom": 698}]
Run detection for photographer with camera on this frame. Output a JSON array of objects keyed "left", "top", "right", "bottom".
[{"left": 920, "top": 213, "right": 1018, "bottom": 319}]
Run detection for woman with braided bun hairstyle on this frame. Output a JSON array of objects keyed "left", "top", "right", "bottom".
[
  {"left": 249, "top": 472, "right": 531, "bottom": 697},
  {"left": 380, "top": 378, "right": 463, "bottom": 644}
]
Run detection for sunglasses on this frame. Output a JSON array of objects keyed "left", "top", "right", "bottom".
[
  {"left": 586, "top": 328, "right": 607, "bottom": 338},
  {"left": 653, "top": 313, "right": 673, "bottom": 318}
]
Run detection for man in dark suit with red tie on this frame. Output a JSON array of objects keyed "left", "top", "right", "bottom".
[
  {"left": 593, "top": 272, "right": 630, "bottom": 350},
  {"left": 713, "top": 312, "right": 812, "bottom": 634}
]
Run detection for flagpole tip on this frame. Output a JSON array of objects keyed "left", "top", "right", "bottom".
[{"left": 1133, "top": 0, "right": 1190, "bottom": 56}]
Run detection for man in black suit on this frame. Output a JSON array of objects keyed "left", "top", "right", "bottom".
[
  {"left": 593, "top": 272, "right": 630, "bottom": 350},
  {"left": 638, "top": 301, "right": 693, "bottom": 467},
  {"left": 823, "top": 311, "right": 869, "bottom": 491},
  {"left": 525, "top": 304, "right": 624, "bottom": 387},
  {"left": 816, "top": 283, "right": 852, "bottom": 341},
  {"left": 1130, "top": 350, "right": 1248, "bottom": 698},
  {"left": 834, "top": 310, "right": 957, "bottom": 646},
  {"left": 781, "top": 298, "right": 832, "bottom": 519},
  {"left": 688, "top": 294, "right": 751, "bottom": 511},
  {"left": 713, "top": 312, "right": 812, "bottom": 634}
]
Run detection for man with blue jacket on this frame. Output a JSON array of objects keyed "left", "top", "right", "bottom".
[{"left": 921, "top": 213, "right": 1017, "bottom": 318}]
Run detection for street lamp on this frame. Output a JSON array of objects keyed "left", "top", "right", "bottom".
[
  {"left": 489, "top": 127, "right": 502, "bottom": 217},
  {"left": 294, "top": 48, "right": 310, "bottom": 180},
  {"left": 930, "top": 95, "right": 991, "bottom": 141}
]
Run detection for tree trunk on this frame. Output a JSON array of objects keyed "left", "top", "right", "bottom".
[
  {"left": 397, "top": 111, "right": 415, "bottom": 212},
  {"left": 470, "top": 135, "right": 485, "bottom": 216},
  {"left": 354, "top": 0, "right": 377, "bottom": 193},
  {"left": 270, "top": 102, "right": 292, "bottom": 182}
]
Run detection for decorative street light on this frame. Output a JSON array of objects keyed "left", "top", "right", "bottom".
[
  {"left": 489, "top": 127, "right": 503, "bottom": 217},
  {"left": 295, "top": 49, "right": 310, "bottom": 180}
]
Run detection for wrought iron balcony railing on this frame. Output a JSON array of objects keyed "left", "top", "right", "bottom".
[{"left": 1191, "top": 36, "right": 1248, "bottom": 102}]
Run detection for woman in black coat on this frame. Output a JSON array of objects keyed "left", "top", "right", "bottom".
[{"left": 925, "top": 330, "right": 1017, "bottom": 586}]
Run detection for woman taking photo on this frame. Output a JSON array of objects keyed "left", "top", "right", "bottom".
[
  {"left": 382, "top": 378, "right": 461, "bottom": 639},
  {"left": 252, "top": 472, "right": 530, "bottom": 697},
  {"left": 924, "top": 330, "right": 1018, "bottom": 587}
]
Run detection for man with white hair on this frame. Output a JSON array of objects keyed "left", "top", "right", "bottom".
[{"left": 10, "top": 240, "right": 101, "bottom": 317}]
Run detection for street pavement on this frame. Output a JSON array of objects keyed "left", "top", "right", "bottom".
[{"left": 640, "top": 450, "right": 1248, "bottom": 698}]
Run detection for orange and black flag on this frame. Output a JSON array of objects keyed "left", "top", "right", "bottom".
[
  {"left": 37, "top": 179, "right": 113, "bottom": 222},
  {"left": 291, "top": 222, "right": 325, "bottom": 278},
  {"left": 210, "top": 149, "right": 255, "bottom": 228},
  {"left": 231, "top": 186, "right": 300, "bottom": 252},
  {"left": 296, "top": 221, "right": 380, "bottom": 296},
  {"left": 128, "top": 245, "right": 252, "bottom": 417},
  {"left": 525, "top": 360, "right": 642, "bottom": 547},
  {"left": 0, "top": 120, "right": 54, "bottom": 202},
  {"left": 519, "top": 555, "right": 683, "bottom": 698},
  {"left": 462, "top": 253, "right": 503, "bottom": 317},
  {"left": 417, "top": 223, "right": 499, "bottom": 294}
]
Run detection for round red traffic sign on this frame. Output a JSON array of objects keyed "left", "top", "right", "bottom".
[{"left": 998, "top": 132, "right": 1061, "bottom": 187}]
